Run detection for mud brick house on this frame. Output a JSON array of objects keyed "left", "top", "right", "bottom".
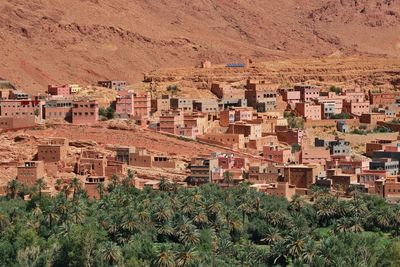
[
  {"left": 219, "top": 107, "right": 253, "bottom": 127},
  {"left": 370, "top": 158, "right": 399, "bottom": 176},
  {"left": 227, "top": 122, "right": 262, "bottom": 139},
  {"left": 132, "top": 92, "right": 151, "bottom": 119},
  {"left": 217, "top": 154, "right": 247, "bottom": 170},
  {"left": 47, "top": 85, "right": 70, "bottom": 96},
  {"left": 218, "top": 99, "right": 248, "bottom": 110},
  {"left": 0, "top": 116, "right": 36, "bottom": 130},
  {"left": 276, "top": 129, "right": 305, "bottom": 146},
  {"left": 72, "top": 100, "right": 99, "bottom": 125},
  {"left": 85, "top": 176, "right": 105, "bottom": 199},
  {"left": 375, "top": 177, "right": 400, "bottom": 200},
  {"left": 197, "top": 133, "right": 245, "bottom": 149},
  {"left": 0, "top": 99, "right": 43, "bottom": 118},
  {"left": 245, "top": 88, "right": 277, "bottom": 112},
  {"left": 98, "top": 80, "right": 127, "bottom": 90},
  {"left": 37, "top": 138, "right": 68, "bottom": 163},
  {"left": 9, "top": 90, "right": 29, "bottom": 100},
  {"left": 253, "top": 182, "right": 296, "bottom": 200},
  {"left": 343, "top": 99, "right": 370, "bottom": 116},
  {"left": 294, "top": 84, "right": 320, "bottom": 102},
  {"left": 366, "top": 139, "right": 398, "bottom": 157},
  {"left": 300, "top": 147, "right": 331, "bottom": 166},
  {"left": 170, "top": 98, "right": 193, "bottom": 112},
  {"left": 369, "top": 91, "right": 400, "bottom": 106},
  {"left": 283, "top": 164, "right": 322, "bottom": 189},
  {"left": 342, "top": 88, "right": 365, "bottom": 103},
  {"left": 115, "top": 147, "right": 136, "bottom": 164},
  {"left": 357, "top": 170, "right": 387, "bottom": 188},
  {"left": 263, "top": 146, "right": 292, "bottom": 163},
  {"left": 17, "top": 161, "right": 45, "bottom": 186},
  {"left": 279, "top": 88, "right": 301, "bottom": 105},
  {"left": 248, "top": 162, "right": 281, "bottom": 184},
  {"left": 158, "top": 110, "right": 184, "bottom": 135},
  {"left": 184, "top": 113, "right": 208, "bottom": 136},
  {"left": 295, "top": 102, "right": 322, "bottom": 120},
  {"left": 326, "top": 159, "right": 368, "bottom": 174},
  {"left": 128, "top": 147, "right": 176, "bottom": 169},
  {"left": 315, "top": 138, "right": 351, "bottom": 157},
  {"left": 359, "top": 113, "right": 386, "bottom": 125},
  {"left": 211, "top": 83, "right": 245, "bottom": 99},
  {"left": 44, "top": 99, "right": 73, "bottom": 122},
  {"left": 193, "top": 99, "right": 219, "bottom": 114},
  {"left": 116, "top": 92, "right": 151, "bottom": 119},
  {"left": 151, "top": 95, "right": 170, "bottom": 113},
  {"left": 186, "top": 157, "right": 218, "bottom": 186},
  {"left": 76, "top": 150, "right": 126, "bottom": 178}
]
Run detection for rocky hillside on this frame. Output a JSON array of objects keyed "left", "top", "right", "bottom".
[{"left": 0, "top": 0, "right": 399, "bottom": 92}]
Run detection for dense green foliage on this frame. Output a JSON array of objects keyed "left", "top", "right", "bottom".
[
  {"left": 329, "top": 86, "right": 342, "bottom": 95},
  {"left": 1, "top": 182, "right": 400, "bottom": 266},
  {"left": 330, "top": 113, "right": 351, "bottom": 120},
  {"left": 99, "top": 107, "right": 115, "bottom": 120}
]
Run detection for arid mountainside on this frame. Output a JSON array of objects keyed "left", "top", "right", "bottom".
[{"left": 0, "top": 0, "right": 399, "bottom": 92}]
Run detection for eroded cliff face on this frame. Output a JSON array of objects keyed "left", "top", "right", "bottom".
[{"left": 0, "top": 0, "right": 399, "bottom": 92}]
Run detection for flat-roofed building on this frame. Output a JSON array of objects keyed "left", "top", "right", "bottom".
[
  {"left": 17, "top": 161, "right": 45, "bottom": 186},
  {"left": 72, "top": 100, "right": 99, "bottom": 125},
  {"left": 37, "top": 138, "right": 68, "bottom": 163}
]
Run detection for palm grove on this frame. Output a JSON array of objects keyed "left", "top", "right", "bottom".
[{"left": 1, "top": 176, "right": 400, "bottom": 266}]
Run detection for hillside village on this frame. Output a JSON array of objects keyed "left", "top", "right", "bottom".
[{"left": 1, "top": 60, "right": 400, "bottom": 202}]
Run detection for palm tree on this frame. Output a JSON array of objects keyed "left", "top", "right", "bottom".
[
  {"left": 153, "top": 245, "right": 176, "bottom": 267},
  {"left": 238, "top": 201, "right": 254, "bottom": 224},
  {"left": 44, "top": 209, "right": 59, "bottom": 229},
  {"left": 154, "top": 205, "right": 173, "bottom": 223},
  {"left": 70, "top": 203, "right": 85, "bottom": 224},
  {"left": 121, "top": 213, "right": 138, "bottom": 233},
  {"left": 96, "top": 182, "right": 105, "bottom": 199},
  {"left": 69, "top": 177, "right": 81, "bottom": 200},
  {"left": 176, "top": 246, "right": 198, "bottom": 267},
  {"left": 159, "top": 177, "right": 171, "bottom": 192},
  {"left": 223, "top": 171, "right": 233, "bottom": 187},
  {"left": 7, "top": 179, "right": 20, "bottom": 199},
  {"left": 100, "top": 242, "right": 122, "bottom": 266},
  {"left": 55, "top": 178, "right": 63, "bottom": 191},
  {"left": 261, "top": 227, "right": 282, "bottom": 245},
  {"left": 286, "top": 232, "right": 306, "bottom": 259},
  {"left": 289, "top": 194, "right": 304, "bottom": 212},
  {"left": 34, "top": 178, "right": 47, "bottom": 199}
]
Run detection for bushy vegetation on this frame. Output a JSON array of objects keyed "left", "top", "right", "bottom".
[
  {"left": 99, "top": 107, "right": 115, "bottom": 120},
  {"left": 284, "top": 112, "right": 304, "bottom": 129},
  {"left": 329, "top": 86, "right": 342, "bottom": 95},
  {"left": 1, "top": 181, "right": 400, "bottom": 266},
  {"left": 166, "top": 85, "right": 181, "bottom": 96},
  {"left": 330, "top": 113, "right": 351, "bottom": 120},
  {"left": 350, "top": 126, "right": 392, "bottom": 135}
]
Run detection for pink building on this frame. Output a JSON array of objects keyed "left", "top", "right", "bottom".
[
  {"left": 159, "top": 110, "right": 184, "bottom": 135},
  {"left": 294, "top": 84, "right": 320, "bottom": 101},
  {"left": 343, "top": 100, "right": 370, "bottom": 116},
  {"left": 48, "top": 85, "right": 70, "bottom": 96},
  {"left": 295, "top": 102, "right": 322, "bottom": 120},
  {"left": 219, "top": 107, "right": 253, "bottom": 127},
  {"left": 0, "top": 99, "right": 43, "bottom": 118},
  {"left": 72, "top": 100, "right": 99, "bottom": 125},
  {"left": 263, "top": 146, "right": 292, "bottom": 163},
  {"left": 300, "top": 147, "right": 331, "bottom": 166},
  {"left": 217, "top": 154, "right": 247, "bottom": 169},
  {"left": 342, "top": 89, "right": 365, "bottom": 103},
  {"left": 116, "top": 92, "right": 151, "bottom": 119},
  {"left": 279, "top": 88, "right": 301, "bottom": 104}
]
